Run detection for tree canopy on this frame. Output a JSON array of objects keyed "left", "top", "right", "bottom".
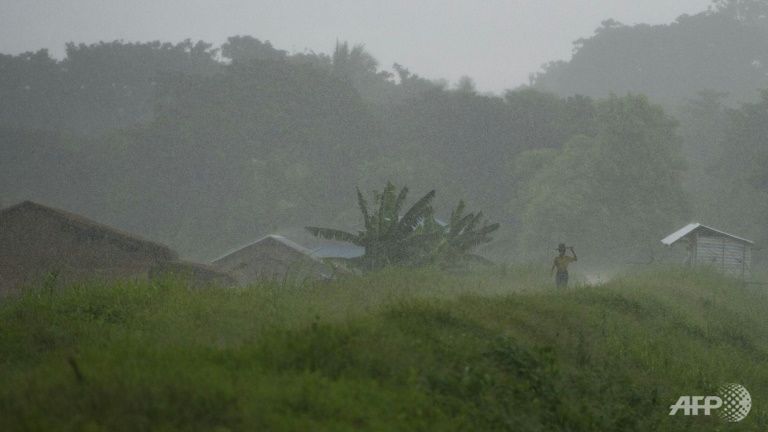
[
  {"left": 1, "top": 30, "right": 765, "bottom": 265},
  {"left": 533, "top": 1, "right": 768, "bottom": 106}
]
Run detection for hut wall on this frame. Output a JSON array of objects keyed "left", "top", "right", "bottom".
[
  {"left": 214, "top": 240, "right": 331, "bottom": 285},
  {"left": 694, "top": 235, "right": 751, "bottom": 277}
]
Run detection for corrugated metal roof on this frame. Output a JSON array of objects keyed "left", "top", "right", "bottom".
[
  {"left": 661, "top": 223, "right": 754, "bottom": 246},
  {"left": 212, "top": 234, "right": 317, "bottom": 263},
  {"left": 265, "top": 234, "right": 316, "bottom": 255}
]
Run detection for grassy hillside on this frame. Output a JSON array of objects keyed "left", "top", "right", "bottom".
[{"left": 1, "top": 267, "right": 767, "bottom": 431}]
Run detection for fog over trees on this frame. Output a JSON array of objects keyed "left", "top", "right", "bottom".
[{"left": 1, "top": 0, "right": 766, "bottom": 266}]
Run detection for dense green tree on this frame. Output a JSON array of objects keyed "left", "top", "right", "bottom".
[
  {"left": 699, "top": 90, "right": 768, "bottom": 258},
  {"left": 106, "top": 58, "right": 381, "bottom": 258},
  {"left": 534, "top": 1, "right": 768, "bottom": 106},
  {"left": 372, "top": 87, "right": 598, "bottom": 234},
  {"left": 676, "top": 91, "right": 730, "bottom": 215},
  {"left": 1, "top": 34, "right": 735, "bottom": 268},
  {"left": 516, "top": 95, "right": 689, "bottom": 263},
  {"left": 0, "top": 41, "right": 222, "bottom": 134},
  {"left": 61, "top": 40, "right": 222, "bottom": 133},
  {"left": 327, "top": 42, "right": 439, "bottom": 105},
  {"left": 221, "top": 36, "right": 286, "bottom": 63},
  {"left": 0, "top": 50, "right": 64, "bottom": 130}
]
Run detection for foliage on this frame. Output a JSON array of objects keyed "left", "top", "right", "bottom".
[
  {"left": 690, "top": 90, "right": 768, "bottom": 257},
  {"left": 426, "top": 200, "right": 501, "bottom": 269},
  {"left": 306, "top": 182, "right": 439, "bottom": 271},
  {"left": 0, "top": 41, "right": 221, "bottom": 134},
  {"left": 514, "top": 95, "right": 689, "bottom": 263},
  {"left": 2, "top": 30, "right": 764, "bottom": 265},
  {"left": 534, "top": 1, "right": 768, "bottom": 106},
  {"left": 306, "top": 183, "right": 500, "bottom": 271},
  {"left": 221, "top": 35, "right": 287, "bottom": 63},
  {"left": 1, "top": 268, "right": 767, "bottom": 430}
]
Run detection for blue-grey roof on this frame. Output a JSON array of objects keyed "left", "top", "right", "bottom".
[{"left": 310, "top": 242, "right": 364, "bottom": 259}]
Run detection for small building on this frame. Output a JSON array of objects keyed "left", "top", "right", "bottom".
[
  {"left": 212, "top": 235, "right": 334, "bottom": 285},
  {"left": 661, "top": 223, "right": 754, "bottom": 278},
  {"left": 0, "top": 201, "right": 178, "bottom": 293}
]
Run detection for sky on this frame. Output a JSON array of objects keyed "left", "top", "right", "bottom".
[{"left": 0, "top": 0, "right": 714, "bottom": 93}]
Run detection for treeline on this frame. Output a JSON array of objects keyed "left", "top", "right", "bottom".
[
  {"left": 533, "top": 0, "right": 768, "bottom": 106},
  {"left": 532, "top": 0, "right": 768, "bottom": 264},
  {"left": 1, "top": 12, "right": 766, "bottom": 265}
]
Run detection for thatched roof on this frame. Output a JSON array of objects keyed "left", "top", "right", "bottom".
[{"left": 0, "top": 201, "right": 177, "bottom": 261}]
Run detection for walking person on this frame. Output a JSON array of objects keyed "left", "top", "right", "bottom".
[{"left": 551, "top": 243, "right": 577, "bottom": 288}]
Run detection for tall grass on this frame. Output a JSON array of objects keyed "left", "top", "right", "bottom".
[{"left": 0, "top": 266, "right": 766, "bottom": 431}]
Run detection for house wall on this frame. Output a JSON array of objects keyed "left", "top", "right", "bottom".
[
  {"left": 0, "top": 209, "right": 171, "bottom": 293},
  {"left": 214, "top": 239, "right": 332, "bottom": 285},
  {"left": 694, "top": 234, "right": 751, "bottom": 277}
]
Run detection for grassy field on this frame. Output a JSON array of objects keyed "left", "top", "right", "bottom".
[{"left": 1, "top": 266, "right": 767, "bottom": 431}]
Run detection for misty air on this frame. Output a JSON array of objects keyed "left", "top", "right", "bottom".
[{"left": 0, "top": 1, "right": 766, "bottom": 430}]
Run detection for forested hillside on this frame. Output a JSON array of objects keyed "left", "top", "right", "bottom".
[
  {"left": 1, "top": 2, "right": 766, "bottom": 265},
  {"left": 533, "top": 0, "right": 768, "bottom": 106},
  {"left": 532, "top": 0, "right": 768, "bottom": 264}
]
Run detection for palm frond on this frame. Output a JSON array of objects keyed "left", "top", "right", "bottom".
[
  {"left": 450, "top": 200, "right": 466, "bottom": 228},
  {"left": 397, "top": 189, "right": 436, "bottom": 235},
  {"left": 392, "top": 186, "right": 409, "bottom": 221},
  {"left": 356, "top": 187, "right": 372, "bottom": 231},
  {"left": 476, "top": 222, "right": 501, "bottom": 236},
  {"left": 464, "top": 211, "right": 484, "bottom": 233},
  {"left": 449, "top": 213, "right": 475, "bottom": 238}
]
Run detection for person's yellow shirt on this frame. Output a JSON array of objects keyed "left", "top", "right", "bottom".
[{"left": 553, "top": 255, "right": 575, "bottom": 272}]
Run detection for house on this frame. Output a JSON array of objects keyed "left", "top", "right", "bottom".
[
  {"left": 0, "top": 201, "right": 178, "bottom": 293},
  {"left": 306, "top": 241, "right": 364, "bottom": 272},
  {"left": 212, "top": 235, "right": 334, "bottom": 285},
  {"left": 661, "top": 223, "right": 754, "bottom": 278}
]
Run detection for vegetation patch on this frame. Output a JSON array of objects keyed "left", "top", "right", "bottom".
[{"left": 1, "top": 268, "right": 767, "bottom": 430}]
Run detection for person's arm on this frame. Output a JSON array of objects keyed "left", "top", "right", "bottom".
[
  {"left": 569, "top": 247, "right": 577, "bottom": 261},
  {"left": 551, "top": 259, "right": 557, "bottom": 275}
]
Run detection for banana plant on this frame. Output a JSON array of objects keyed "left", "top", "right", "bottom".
[
  {"left": 306, "top": 183, "right": 499, "bottom": 272},
  {"left": 306, "top": 182, "right": 437, "bottom": 271},
  {"left": 428, "top": 200, "right": 500, "bottom": 269}
]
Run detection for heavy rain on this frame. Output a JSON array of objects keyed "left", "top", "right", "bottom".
[{"left": 0, "top": 1, "right": 765, "bottom": 430}]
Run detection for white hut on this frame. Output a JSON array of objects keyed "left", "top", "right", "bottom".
[{"left": 661, "top": 223, "right": 753, "bottom": 278}]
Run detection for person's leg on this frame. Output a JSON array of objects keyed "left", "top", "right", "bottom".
[{"left": 556, "top": 271, "right": 568, "bottom": 288}]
